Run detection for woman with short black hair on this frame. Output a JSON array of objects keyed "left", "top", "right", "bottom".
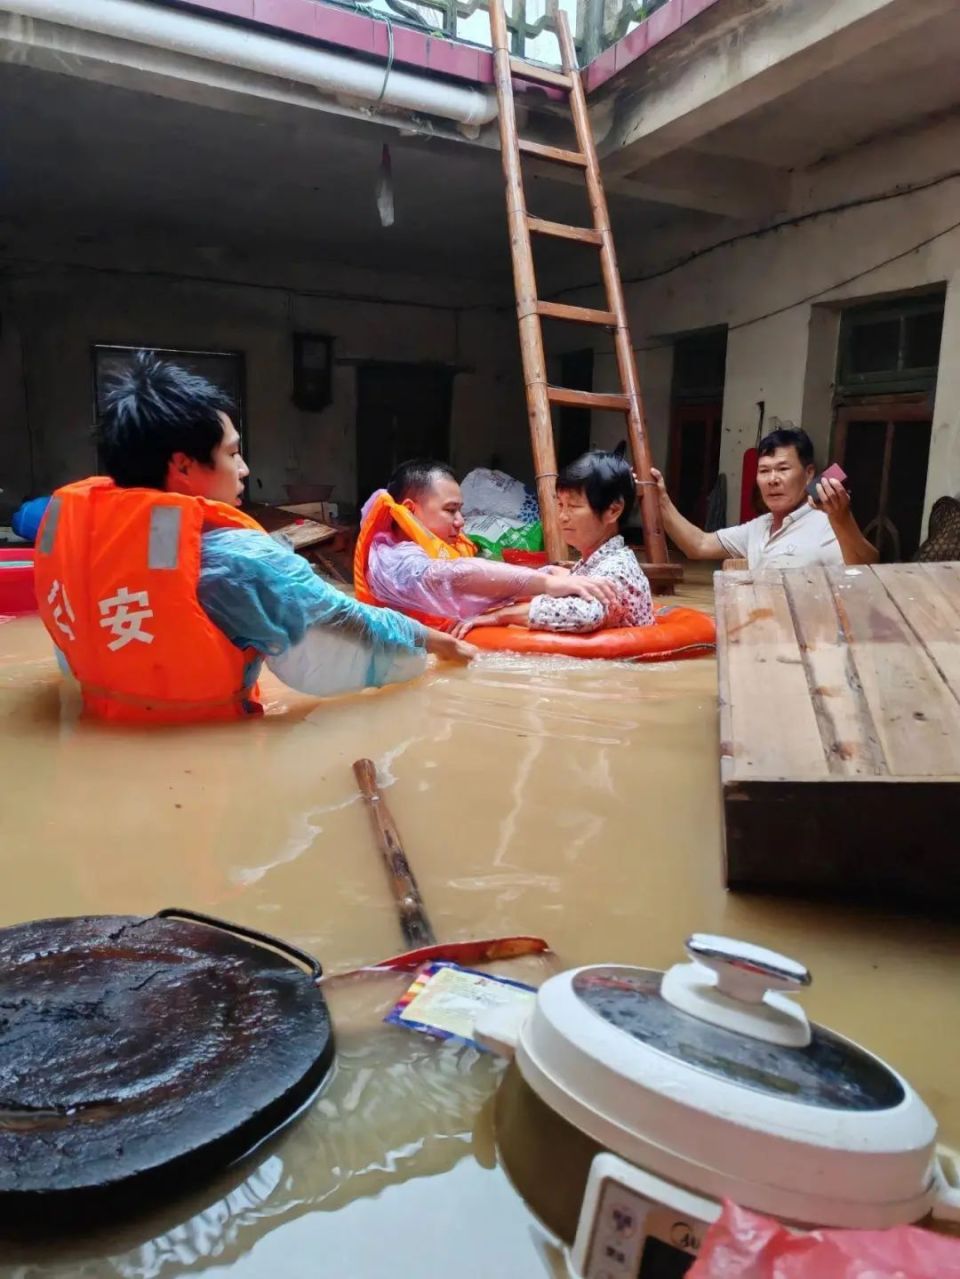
[{"left": 454, "top": 445, "right": 654, "bottom": 638}]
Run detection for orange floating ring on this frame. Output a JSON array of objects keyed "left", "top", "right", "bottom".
[{"left": 468, "top": 605, "right": 715, "bottom": 661}]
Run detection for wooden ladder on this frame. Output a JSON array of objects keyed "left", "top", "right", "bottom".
[{"left": 489, "top": 1, "right": 680, "bottom": 590}]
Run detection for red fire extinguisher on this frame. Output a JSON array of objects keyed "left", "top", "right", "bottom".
[{"left": 739, "top": 401, "right": 765, "bottom": 523}]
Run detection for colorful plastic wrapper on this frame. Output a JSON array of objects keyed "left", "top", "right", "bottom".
[{"left": 385, "top": 961, "right": 536, "bottom": 1050}]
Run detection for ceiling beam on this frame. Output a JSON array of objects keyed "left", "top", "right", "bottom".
[
  {"left": 522, "top": 148, "right": 785, "bottom": 220},
  {"left": 0, "top": 12, "right": 480, "bottom": 146},
  {"left": 616, "top": 150, "right": 791, "bottom": 219},
  {"left": 600, "top": 0, "right": 958, "bottom": 176}
]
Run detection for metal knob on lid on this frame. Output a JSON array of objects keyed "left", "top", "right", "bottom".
[{"left": 661, "top": 934, "right": 813, "bottom": 1048}]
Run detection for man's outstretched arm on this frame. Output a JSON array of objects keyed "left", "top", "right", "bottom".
[{"left": 650, "top": 469, "right": 726, "bottom": 560}]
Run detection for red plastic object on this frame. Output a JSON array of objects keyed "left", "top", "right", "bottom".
[
  {"left": 689, "top": 1201, "right": 960, "bottom": 1279},
  {"left": 0, "top": 549, "right": 37, "bottom": 613},
  {"left": 740, "top": 447, "right": 760, "bottom": 523},
  {"left": 368, "top": 936, "right": 549, "bottom": 972},
  {"left": 502, "top": 549, "right": 549, "bottom": 568},
  {"left": 321, "top": 936, "right": 551, "bottom": 985}
]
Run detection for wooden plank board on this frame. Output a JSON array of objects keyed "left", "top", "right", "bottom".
[
  {"left": 536, "top": 301, "right": 617, "bottom": 326},
  {"left": 781, "top": 567, "right": 887, "bottom": 777},
  {"left": 715, "top": 571, "right": 735, "bottom": 790},
  {"left": 723, "top": 778, "right": 960, "bottom": 912},
  {"left": 881, "top": 562, "right": 960, "bottom": 704},
  {"left": 546, "top": 386, "right": 629, "bottom": 412},
  {"left": 517, "top": 139, "right": 586, "bottom": 167},
  {"left": 273, "top": 520, "right": 336, "bottom": 550},
  {"left": 825, "top": 564, "right": 960, "bottom": 776},
  {"left": 527, "top": 216, "right": 602, "bottom": 245},
  {"left": 508, "top": 57, "right": 572, "bottom": 88},
  {"left": 719, "top": 563, "right": 960, "bottom": 909},
  {"left": 715, "top": 571, "right": 828, "bottom": 783}
]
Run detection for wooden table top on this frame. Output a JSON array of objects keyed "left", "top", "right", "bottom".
[{"left": 716, "top": 563, "right": 960, "bottom": 784}]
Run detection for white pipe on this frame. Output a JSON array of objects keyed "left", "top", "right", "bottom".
[{"left": 1, "top": 0, "right": 498, "bottom": 126}]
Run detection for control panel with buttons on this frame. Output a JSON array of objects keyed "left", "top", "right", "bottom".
[{"left": 567, "top": 1154, "right": 721, "bottom": 1279}]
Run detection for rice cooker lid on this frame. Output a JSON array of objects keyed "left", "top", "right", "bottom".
[
  {"left": 509, "top": 936, "right": 939, "bottom": 1226},
  {"left": 571, "top": 949, "right": 903, "bottom": 1112}
]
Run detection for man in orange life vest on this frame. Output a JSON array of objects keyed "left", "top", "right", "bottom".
[
  {"left": 35, "top": 353, "right": 474, "bottom": 724},
  {"left": 355, "top": 460, "right": 619, "bottom": 629}
]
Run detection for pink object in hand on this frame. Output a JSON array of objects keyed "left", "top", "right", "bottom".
[{"left": 821, "top": 463, "right": 848, "bottom": 485}]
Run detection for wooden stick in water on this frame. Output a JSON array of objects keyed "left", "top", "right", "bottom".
[{"left": 353, "top": 758, "right": 437, "bottom": 949}]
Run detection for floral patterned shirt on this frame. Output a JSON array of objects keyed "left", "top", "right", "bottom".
[{"left": 527, "top": 535, "right": 654, "bottom": 633}]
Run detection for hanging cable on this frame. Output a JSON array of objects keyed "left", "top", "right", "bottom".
[
  {"left": 355, "top": 3, "right": 395, "bottom": 104},
  {"left": 553, "top": 169, "right": 960, "bottom": 303}
]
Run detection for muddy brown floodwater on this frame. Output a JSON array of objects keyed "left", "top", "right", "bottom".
[{"left": 1, "top": 566, "right": 958, "bottom": 1278}]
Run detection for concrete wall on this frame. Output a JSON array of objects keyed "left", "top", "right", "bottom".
[
  {"left": 0, "top": 261, "right": 530, "bottom": 517},
  {"left": 7, "top": 114, "right": 959, "bottom": 533},
  {"left": 583, "top": 112, "right": 960, "bottom": 525}
]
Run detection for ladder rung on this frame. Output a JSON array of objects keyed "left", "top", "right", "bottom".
[
  {"left": 509, "top": 57, "right": 572, "bottom": 89},
  {"left": 547, "top": 386, "right": 631, "bottom": 411},
  {"left": 518, "top": 139, "right": 586, "bottom": 168},
  {"left": 538, "top": 301, "right": 617, "bottom": 326},
  {"left": 527, "top": 216, "right": 602, "bottom": 246}
]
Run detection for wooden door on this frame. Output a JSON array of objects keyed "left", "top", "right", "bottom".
[
  {"left": 668, "top": 402, "right": 723, "bottom": 527},
  {"left": 833, "top": 398, "right": 932, "bottom": 560},
  {"left": 356, "top": 364, "right": 454, "bottom": 505}
]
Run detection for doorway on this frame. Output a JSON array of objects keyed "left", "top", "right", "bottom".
[
  {"left": 667, "top": 329, "right": 727, "bottom": 527},
  {"left": 833, "top": 400, "right": 933, "bottom": 561},
  {"left": 832, "top": 292, "right": 944, "bottom": 560},
  {"left": 355, "top": 363, "right": 454, "bottom": 505}
]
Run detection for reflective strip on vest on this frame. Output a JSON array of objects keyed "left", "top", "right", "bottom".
[
  {"left": 38, "top": 497, "right": 62, "bottom": 555},
  {"left": 148, "top": 506, "right": 182, "bottom": 570}
]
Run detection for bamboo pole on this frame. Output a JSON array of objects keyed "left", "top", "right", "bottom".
[
  {"left": 490, "top": 0, "right": 566, "bottom": 563},
  {"left": 556, "top": 9, "right": 672, "bottom": 574},
  {"left": 353, "top": 759, "right": 436, "bottom": 950}
]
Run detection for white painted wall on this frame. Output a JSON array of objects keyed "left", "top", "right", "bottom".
[
  {"left": 0, "top": 260, "right": 530, "bottom": 516},
  {"left": 583, "top": 112, "right": 960, "bottom": 526},
  {"left": 928, "top": 271, "right": 960, "bottom": 506}
]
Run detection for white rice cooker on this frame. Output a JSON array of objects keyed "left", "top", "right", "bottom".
[{"left": 476, "top": 935, "right": 960, "bottom": 1278}]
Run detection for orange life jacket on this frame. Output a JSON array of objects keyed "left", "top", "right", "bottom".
[
  {"left": 353, "top": 489, "right": 476, "bottom": 631},
  {"left": 35, "top": 477, "right": 267, "bottom": 724}
]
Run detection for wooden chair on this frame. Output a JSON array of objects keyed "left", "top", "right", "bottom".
[{"left": 722, "top": 558, "right": 748, "bottom": 572}]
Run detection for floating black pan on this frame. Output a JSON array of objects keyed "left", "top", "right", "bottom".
[{"left": 0, "top": 908, "right": 335, "bottom": 1226}]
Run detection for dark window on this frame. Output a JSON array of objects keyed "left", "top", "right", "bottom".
[
  {"left": 837, "top": 293, "right": 945, "bottom": 395},
  {"left": 672, "top": 329, "right": 727, "bottom": 402},
  {"left": 903, "top": 308, "right": 944, "bottom": 370}
]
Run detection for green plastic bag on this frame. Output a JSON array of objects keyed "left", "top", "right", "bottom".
[{"left": 468, "top": 518, "right": 544, "bottom": 560}]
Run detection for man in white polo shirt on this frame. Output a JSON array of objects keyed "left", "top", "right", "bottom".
[{"left": 651, "top": 427, "right": 878, "bottom": 570}]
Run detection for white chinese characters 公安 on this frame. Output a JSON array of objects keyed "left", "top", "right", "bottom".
[
  {"left": 47, "top": 579, "right": 76, "bottom": 642},
  {"left": 98, "top": 586, "right": 155, "bottom": 651}
]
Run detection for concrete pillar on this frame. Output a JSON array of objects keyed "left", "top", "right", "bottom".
[{"left": 924, "top": 270, "right": 960, "bottom": 523}]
